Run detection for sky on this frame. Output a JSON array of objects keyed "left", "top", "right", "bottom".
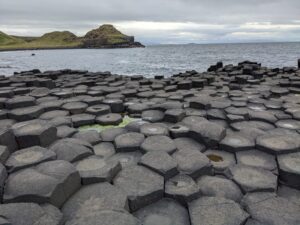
[{"left": 0, "top": 0, "right": 300, "bottom": 44}]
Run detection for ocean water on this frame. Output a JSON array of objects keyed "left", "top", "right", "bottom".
[{"left": 0, "top": 42, "right": 299, "bottom": 77}]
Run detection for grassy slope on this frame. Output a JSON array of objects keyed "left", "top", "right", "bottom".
[
  {"left": 84, "top": 24, "right": 130, "bottom": 45},
  {"left": 0, "top": 31, "right": 81, "bottom": 50},
  {"left": 0, "top": 25, "right": 134, "bottom": 50}
]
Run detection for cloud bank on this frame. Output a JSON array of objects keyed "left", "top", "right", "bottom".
[{"left": 0, "top": 0, "right": 299, "bottom": 44}]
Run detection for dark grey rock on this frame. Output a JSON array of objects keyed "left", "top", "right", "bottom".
[
  {"left": 102, "top": 99, "right": 124, "bottom": 113},
  {"left": 96, "top": 113, "right": 122, "bottom": 125},
  {"left": 39, "top": 110, "right": 70, "bottom": 120},
  {"left": 134, "top": 198, "right": 190, "bottom": 225},
  {"left": 242, "top": 192, "right": 300, "bottom": 225},
  {"left": 114, "top": 165, "right": 164, "bottom": 212},
  {"left": 62, "top": 182, "right": 129, "bottom": 223},
  {"left": 140, "top": 123, "right": 169, "bottom": 136},
  {"left": 204, "top": 150, "right": 236, "bottom": 174},
  {"left": 71, "top": 113, "right": 95, "bottom": 127},
  {"left": 165, "top": 174, "right": 200, "bottom": 205},
  {"left": 57, "top": 125, "right": 77, "bottom": 138},
  {"left": 220, "top": 132, "right": 255, "bottom": 152},
  {"left": 109, "top": 152, "right": 142, "bottom": 168},
  {"left": 278, "top": 152, "right": 300, "bottom": 189},
  {"left": 277, "top": 185, "right": 300, "bottom": 206},
  {"left": 227, "top": 165, "right": 277, "bottom": 193},
  {"left": 139, "top": 151, "right": 178, "bottom": 180},
  {"left": 5, "top": 96, "right": 35, "bottom": 109},
  {"left": 141, "top": 110, "right": 164, "bottom": 122},
  {"left": 93, "top": 142, "right": 115, "bottom": 159},
  {"left": 62, "top": 102, "right": 88, "bottom": 114},
  {"left": 173, "top": 149, "right": 212, "bottom": 179},
  {"left": 75, "top": 155, "right": 121, "bottom": 185},
  {"left": 0, "top": 145, "right": 9, "bottom": 164},
  {"left": 188, "top": 197, "right": 249, "bottom": 225},
  {"left": 197, "top": 175, "right": 243, "bottom": 202},
  {"left": 4, "top": 160, "right": 81, "bottom": 207},
  {"left": 0, "top": 128, "right": 17, "bottom": 152},
  {"left": 141, "top": 135, "right": 176, "bottom": 154},
  {"left": 114, "top": 132, "right": 145, "bottom": 152},
  {"left": 50, "top": 138, "right": 93, "bottom": 162},
  {"left": 86, "top": 104, "right": 111, "bottom": 116},
  {"left": 12, "top": 120, "right": 57, "bottom": 149},
  {"left": 73, "top": 130, "right": 101, "bottom": 145},
  {"left": 174, "top": 137, "right": 206, "bottom": 152},
  {"left": 164, "top": 109, "right": 185, "bottom": 123},
  {"left": 5, "top": 146, "right": 56, "bottom": 173},
  {"left": 100, "top": 127, "right": 127, "bottom": 142},
  {"left": 0, "top": 203, "right": 63, "bottom": 225}
]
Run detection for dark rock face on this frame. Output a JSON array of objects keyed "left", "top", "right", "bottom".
[{"left": 0, "top": 60, "right": 299, "bottom": 224}]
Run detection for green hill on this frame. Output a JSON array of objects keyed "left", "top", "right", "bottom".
[
  {"left": 0, "top": 31, "right": 25, "bottom": 46},
  {"left": 0, "top": 25, "right": 144, "bottom": 51}
]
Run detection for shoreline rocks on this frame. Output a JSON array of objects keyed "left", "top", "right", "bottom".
[{"left": 0, "top": 59, "right": 299, "bottom": 224}]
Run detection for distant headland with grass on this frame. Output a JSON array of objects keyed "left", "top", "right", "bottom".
[{"left": 0, "top": 24, "right": 144, "bottom": 51}]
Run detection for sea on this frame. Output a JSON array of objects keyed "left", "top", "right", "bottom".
[{"left": 0, "top": 42, "right": 299, "bottom": 77}]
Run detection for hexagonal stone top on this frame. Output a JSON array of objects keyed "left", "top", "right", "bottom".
[
  {"left": 0, "top": 202, "right": 62, "bottom": 225},
  {"left": 141, "top": 135, "right": 176, "bottom": 154},
  {"left": 114, "top": 132, "right": 145, "bottom": 152},
  {"left": 278, "top": 152, "right": 300, "bottom": 189},
  {"left": 62, "top": 182, "right": 128, "bottom": 223},
  {"left": 5, "top": 146, "right": 56, "bottom": 173},
  {"left": 4, "top": 160, "right": 81, "bottom": 207},
  {"left": 220, "top": 132, "right": 255, "bottom": 152},
  {"left": 114, "top": 165, "right": 164, "bottom": 212},
  {"left": 242, "top": 192, "right": 300, "bottom": 225},
  {"left": 256, "top": 133, "right": 300, "bottom": 155},
  {"left": 65, "top": 210, "right": 140, "bottom": 225},
  {"left": 134, "top": 198, "right": 190, "bottom": 225},
  {"left": 188, "top": 197, "right": 249, "bottom": 225},
  {"left": 197, "top": 175, "right": 243, "bottom": 202},
  {"left": 227, "top": 165, "right": 277, "bottom": 193},
  {"left": 50, "top": 138, "right": 93, "bottom": 162},
  {"left": 173, "top": 149, "right": 211, "bottom": 179}
]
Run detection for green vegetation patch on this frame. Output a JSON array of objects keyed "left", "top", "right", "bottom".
[{"left": 79, "top": 116, "right": 139, "bottom": 132}]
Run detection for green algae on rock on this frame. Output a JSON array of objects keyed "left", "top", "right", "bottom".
[{"left": 79, "top": 116, "right": 139, "bottom": 132}]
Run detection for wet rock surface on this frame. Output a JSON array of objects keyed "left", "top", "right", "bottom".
[{"left": 0, "top": 60, "right": 300, "bottom": 224}]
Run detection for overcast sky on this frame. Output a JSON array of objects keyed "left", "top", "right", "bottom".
[{"left": 0, "top": 0, "right": 300, "bottom": 44}]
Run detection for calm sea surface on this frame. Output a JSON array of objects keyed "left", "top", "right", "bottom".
[{"left": 0, "top": 42, "right": 299, "bottom": 77}]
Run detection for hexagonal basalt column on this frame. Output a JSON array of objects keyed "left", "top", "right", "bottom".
[
  {"left": 204, "top": 150, "right": 236, "bottom": 174},
  {"left": 134, "top": 198, "right": 190, "bottom": 225},
  {"left": 12, "top": 120, "right": 57, "bottom": 149},
  {"left": 188, "top": 197, "right": 249, "bottom": 225},
  {"left": 219, "top": 132, "right": 255, "bottom": 152},
  {"left": 0, "top": 128, "right": 17, "bottom": 153},
  {"left": 114, "top": 132, "right": 145, "bottom": 152},
  {"left": 75, "top": 155, "right": 121, "bottom": 185},
  {"left": 227, "top": 165, "right": 277, "bottom": 193},
  {"left": 62, "top": 102, "right": 88, "bottom": 114},
  {"left": 3, "top": 160, "right": 81, "bottom": 207},
  {"left": 173, "top": 149, "right": 212, "bottom": 179},
  {"left": 278, "top": 152, "right": 300, "bottom": 189},
  {"left": 5, "top": 146, "right": 56, "bottom": 173},
  {"left": 62, "top": 182, "right": 129, "bottom": 222},
  {"left": 141, "top": 135, "right": 176, "bottom": 154},
  {"left": 0, "top": 203, "right": 63, "bottom": 225},
  {"left": 50, "top": 138, "right": 93, "bottom": 162},
  {"left": 8, "top": 106, "right": 44, "bottom": 122},
  {"left": 114, "top": 165, "right": 164, "bottom": 212},
  {"left": 96, "top": 113, "right": 122, "bottom": 125},
  {"left": 139, "top": 151, "right": 178, "bottom": 180},
  {"left": 165, "top": 174, "right": 200, "bottom": 205}
]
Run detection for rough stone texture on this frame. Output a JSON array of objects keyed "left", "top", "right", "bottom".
[
  {"left": 3, "top": 160, "right": 81, "bottom": 207},
  {"left": 114, "top": 165, "right": 164, "bottom": 212},
  {"left": 5, "top": 146, "right": 56, "bottom": 173},
  {"left": 197, "top": 175, "right": 243, "bottom": 202},
  {"left": 62, "top": 182, "right": 129, "bottom": 222},
  {"left": 204, "top": 150, "right": 236, "bottom": 174},
  {"left": 188, "top": 197, "right": 249, "bottom": 225},
  {"left": 278, "top": 152, "right": 300, "bottom": 189},
  {"left": 114, "top": 132, "right": 145, "bottom": 152},
  {"left": 0, "top": 203, "right": 63, "bottom": 225},
  {"left": 173, "top": 149, "right": 212, "bottom": 179},
  {"left": 141, "top": 135, "right": 176, "bottom": 154},
  {"left": 165, "top": 174, "right": 200, "bottom": 205},
  {"left": 242, "top": 192, "right": 300, "bottom": 225},
  {"left": 227, "top": 165, "right": 278, "bottom": 193},
  {"left": 73, "top": 130, "right": 101, "bottom": 145},
  {"left": 139, "top": 151, "right": 178, "bottom": 180},
  {"left": 50, "top": 138, "right": 93, "bottom": 162},
  {"left": 134, "top": 198, "right": 190, "bottom": 225}
]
